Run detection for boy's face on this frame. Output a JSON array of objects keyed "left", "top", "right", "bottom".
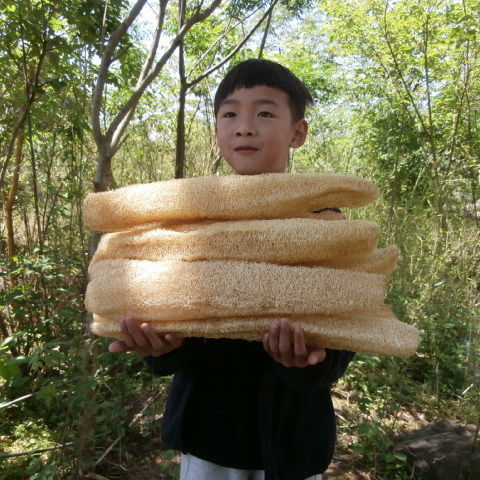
[{"left": 215, "top": 85, "right": 308, "bottom": 175}]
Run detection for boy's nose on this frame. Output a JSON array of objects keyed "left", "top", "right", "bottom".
[{"left": 235, "top": 121, "right": 256, "bottom": 136}]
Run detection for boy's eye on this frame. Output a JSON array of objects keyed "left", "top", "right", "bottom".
[
  {"left": 258, "top": 111, "right": 274, "bottom": 118},
  {"left": 222, "top": 111, "right": 236, "bottom": 118}
]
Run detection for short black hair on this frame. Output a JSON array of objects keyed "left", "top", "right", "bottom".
[{"left": 214, "top": 59, "right": 314, "bottom": 121}]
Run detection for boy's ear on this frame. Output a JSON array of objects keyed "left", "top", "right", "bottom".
[{"left": 289, "top": 119, "right": 308, "bottom": 148}]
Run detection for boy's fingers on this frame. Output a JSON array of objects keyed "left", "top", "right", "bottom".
[
  {"left": 109, "top": 340, "right": 128, "bottom": 353},
  {"left": 263, "top": 332, "right": 271, "bottom": 354},
  {"left": 278, "top": 319, "right": 292, "bottom": 352},
  {"left": 164, "top": 333, "right": 184, "bottom": 349},
  {"left": 293, "top": 326, "right": 307, "bottom": 356},
  {"left": 308, "top": 348, "right": 327, "bottom": 365},
  {"left": 141, "top": 323, "right": 167, "bottom": 351},
  {"left": 268, "top": 323, "right": 284, "bottom": 364},
  {"left": 120, "top": 318, "right": 136, "bottom": 348},
  {"left": 268, "top": 322, "right": 280, "bottom": 355},
  {"left": 279, "top": 319, "right": 294, "bottom": 367},
  {"left": 293, "top": 326, "right": 308, "bottom": 367},
  {"left": 124, "top": 317, "right": 148, "bottom": 347}
]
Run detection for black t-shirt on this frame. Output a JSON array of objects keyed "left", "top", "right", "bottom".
[
  {"left": 182, "top": 338, "right": 264, "bottom": 468},
  {"left": 144, "top": 338, "right": 354, "bottom": 480}
]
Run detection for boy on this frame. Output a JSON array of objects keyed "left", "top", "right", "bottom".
[{"left": 109, "top": 59, "right": 355, "bottom": 480}]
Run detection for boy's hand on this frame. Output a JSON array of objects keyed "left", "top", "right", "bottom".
[
  {"left": 263, "top": 318, "right": 326, "bottom": 368},
  {"left": 108, "top": 317, "right": 184, "bottom": 357}
]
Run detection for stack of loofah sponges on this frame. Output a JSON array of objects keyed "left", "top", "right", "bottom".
[{"left": 84, "top": 173, "right": 420, "bottom": 357}]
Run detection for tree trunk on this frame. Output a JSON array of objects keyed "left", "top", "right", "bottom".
[
  {"left": 27, "top": 116, "right": 44, "bottom": 254},
  {"left": 93, "top": 152, "right": 117, "bottom": 192},
  {"left": 175, "top": 1, "right": 187, "bottom": 180},
  {"left": 75, "top": 326, "right": 99, "bottom": 475},
  {"left": 78, "top": 0, "right": 235, "bottom": 471},
  {"left": 2, "top": 132, "right": 24, "bottom": 258},
  {"left": 0, "top": 132, "right": 24, "bottom": 358},
  {"left": 211, "top": 154, "right": 222, "bottom": 175},
  {"left": 175, "top": 81, "right": 187, "bottom": 179}
]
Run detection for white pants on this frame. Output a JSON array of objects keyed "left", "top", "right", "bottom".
[{"left": 180, "top": 453, "right": 322, "bottom": 480}]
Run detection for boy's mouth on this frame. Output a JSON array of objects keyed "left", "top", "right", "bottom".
[{"left": 234, "top": 145, "right": 259, "bottom": 154}]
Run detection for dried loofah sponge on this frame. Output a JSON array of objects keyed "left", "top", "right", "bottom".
[
  {"left": 91, "top": 313, "right": 420, "bottom": 357},
  {"left": 83, "top": 173, "right": 379, "bottom": 232},
  {"left": 84, "top": 173, "right": 420, "bottom": 357},
  {"left": 309, "top": 245, "right": 401, "bottom": 275},
  {"left": 90, "top": 219, "right": 380, "bottom": 266},
  {"left": 85, "top": 259, "right": 388, "bottom": 322}
]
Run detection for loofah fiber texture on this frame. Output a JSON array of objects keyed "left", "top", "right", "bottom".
[
  {"left": 83, "top": 172, "right": 379, "bottom": 232},
  {"left": 90, "top": 219, "right": 380, "bottom": 266},
  {"left": 85, "top": 259, "right": 388, "bottom": 321},
  {"left": 91, "top": 312, "right": 420, "bottom": 357},
  {"left": 309, "top": 244, "right": 401, "bottom": 275},
  {"left": 84, "top": 173, "right": 420, "bottom": 357}
]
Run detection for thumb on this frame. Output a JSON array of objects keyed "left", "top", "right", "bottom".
[
  {"left": 307, "top": 348, "right": 326, "bottom": 365},
  {"left": 109, "top": 340, "right": 128, "bottom": 353}
]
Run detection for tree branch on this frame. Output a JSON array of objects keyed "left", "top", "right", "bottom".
[
  {"left": 139, "top": 0, "right": 168, "bottom": 84},
  {"left": 0, "top": 376, "right": 81, "bottom": 410},
  {"left": 186, "top": 5, "right": 261, "bottom": 78},
  {"left": 0, "top": 40, "right": 47, "bottom": 192},
  {"left": 110, "top": 0, "right": 169, "bottom": 154},
  {"left": 258, "top": 2, "right": 274, "bottom": 58},
  {"left": 104, "top": 0, "right": 222, "bottom": 145},
  {"left": 0, "top": 442, "right": 74, "bottom": 460},
  {"left": 444, "top": 41, "right": 470, "bottom": 177},
  {"left": 421, "top": 10, "right": 439, "bottom": 171},
  {"left": 381, "top": 3, "right": 430, "bottom": 138},
  {"left": 91, "top": 0, "right": 148, "bottom": 148},
  {"left": 187, "top": 0, "right": 280, "bottom": 89}
]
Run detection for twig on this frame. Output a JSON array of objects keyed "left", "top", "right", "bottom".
[
  {"left": 110, "top": 0, "right": 167, "bottom": 154},
  {"left": 94, "top": 387, "right": 165, "bottom": 467},
  {"left": 83, "top": 474, "right": 111, "bottom": 480},
  {"left": 106, "top": 460, "right": 129, "bottom": 471},
  {"left": 0, "top": 393, "right": 35, "bottom": 410},
  {"left": 0, "top": 442, "right": 74, "bottom": 459},
  {"left": 0, "top": 376, "right": 81, "bottom": 410},
  {"left": 187, "top": 0, "right": 281, "bottom": 89},
  {"left": 186, "top": 5, "right": 261, "bottom": 78}
]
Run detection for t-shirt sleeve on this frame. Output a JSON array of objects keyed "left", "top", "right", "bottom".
[
  {"left": 143, "top": 343, "right": 191, "bottom": 376},
  {"left": 268, "top": 348, "right": 355, "bottom": 391}
]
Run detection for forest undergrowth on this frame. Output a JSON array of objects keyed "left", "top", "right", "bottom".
[{"left": 1, "top": 198, "right": 478, "bottom": 480}]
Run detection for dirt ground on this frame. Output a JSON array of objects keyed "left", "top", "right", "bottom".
[
  {"left": 86, "top": 385, "right": 404, "bottom": 480},
  {"left": 324, "top": 454, "right": 373, "bottom": 480},
  {"left": 89, "top": 446, "right": 370, "bottom": 480}
]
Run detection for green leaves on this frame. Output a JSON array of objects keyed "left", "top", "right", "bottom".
[
  {"left": 36, "top": 384, "right": 56, "bottom": 408},
  {"left": 350, "top": 421, "right": 408, "bottom": 474},
  {"left": 0, "top": 333, "right": 23, "bottom": 351},
  {"left": 0, "top": 357, "right": 22, "bottom": 381}
]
